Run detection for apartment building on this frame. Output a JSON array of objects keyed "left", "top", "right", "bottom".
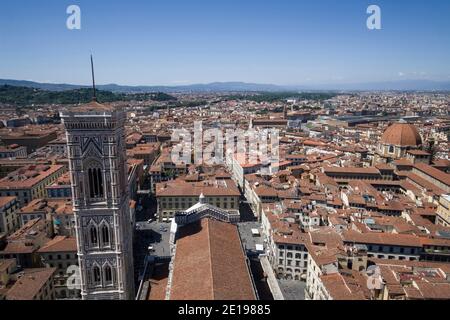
[
  {"left": 412, "top": 163, "right": 450, "bottom": 194},
  {"left": 370, "top": 259, "right": 450, "bottom": 300},
  {"left": 5, "top": 268, "right": 57, "bottom": 300},
  {"left": 18, "top": 198, "right": 74, "bottom": 237},
  {"left": 47, "top": 138, "right": 67, "bottom": 155},
  {"left": 305, "top": 245, "right": 339, "bottom": 300},
  {"left": 0, "top": 128, "right": 57, "bottom": 153},
  {"left": 323, "top": 166, "right": 384, "bottom": 182},
  {"left": 342, "top": 230, "right": 422, "bottom": 261},
  {"left": 45, "top": 172, "right": 71, "bottom": 199},
  {"left": 0, "top": 164, "right": 66, "bottom": 205},
  {"left": 38, "top": 236, "right": 80, "bottom": 299},
  {"left": 150, "top": 149, "right": 188, "bottom": 193},
  {"left": 262, "top": 204, "right": 309, "bottom": 280},
  {"left": 0, "top": 218, "right": 53, "bottom": 268},
  {"left": 0, "top": 258, "right": 17, "bottom": 288},
  {"left": 0, "top": 196, "right": 20, "bottom": 236},
  {"left": 156, "top": 179, "right": 240, "bottom": 220},
  {"left": 227, "top": 153, "right": 263, "bottom": 191},
  {"left": 0, "top": 144, "right": 27, "bottom": 159},
  {"left": 272, "top": 236, "right": 309, "bottom": 281},
  {"left": 437, "top": 194, "right": 450, "bottom": 226},
  {"left": 126, "top": 143, "right": 160, "bottom": 166},
  {"left": 127, "top": 158, "right": 145, "bottom": 200},
  {"left": 318, "top": 271, "right": 370, "bottom": 300}
]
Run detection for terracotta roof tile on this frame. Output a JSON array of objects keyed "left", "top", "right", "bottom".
[{"left": 169, "top": 218, "right": 256, "bottom": 300}]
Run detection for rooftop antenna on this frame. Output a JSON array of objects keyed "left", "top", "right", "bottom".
[{"left": 90, "top": 54, "right": 97, "bottom": 102}]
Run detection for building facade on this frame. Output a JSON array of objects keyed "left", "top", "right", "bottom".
[
  {"left": 0, "top": 164, "right": 66, "bottom": 205},
  {"left": 155, "top": 179, "right": 240, "bottom": 220},
  {"left": 437, "top": 194, "right": 450, "bottom": 227},
  {"left": 0, "top": 196, "right": 20, "bottom": 236},
  {"left": 0, "top": 144, "right": 27, "bottom": 159},
  {"left": 5, "top": 268, "right": 57, "bottom": 300},
  {"left": 60, "top": 100, "right": 134, "bottom": 300},
  {"left": 38, "top": 236, "right": 81, "bottom": 299}
]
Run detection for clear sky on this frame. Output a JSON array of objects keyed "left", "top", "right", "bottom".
[{"left": 0, "top": 0, "right": 449, "bottom": 86}]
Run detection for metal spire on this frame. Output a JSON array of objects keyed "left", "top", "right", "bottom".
[{"left": 90, "top": 54, "right": 97, "bottom": 101}]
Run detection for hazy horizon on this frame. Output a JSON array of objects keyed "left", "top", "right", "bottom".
[{"left": 3, "top": 78, "right": 450, "bottom": 92}]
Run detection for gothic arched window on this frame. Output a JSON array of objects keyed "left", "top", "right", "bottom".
[
  {"left": 101, "top": 224, "right": 110, "bottom": 246},
  {"left": 89, "top": 225, "right": 98, "bottom": 246},
  {"left": 86, "top": 161, "right": 104, "bottom": 199},
  {"left": 93, "top": 266, "right": 101, "bottom": 286},
  {"left": 104, "top": 265, "right": 113, "bottom": 285}
]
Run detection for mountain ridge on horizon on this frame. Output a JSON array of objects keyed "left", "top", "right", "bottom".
[{"left": 1, "top": 78, "right": 450, "bottom": 93}]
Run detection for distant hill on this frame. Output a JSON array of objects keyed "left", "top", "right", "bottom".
[
  {"left": 0, "top": 79, "right": 293, "bottom": 93},
  {"left": 0, "top": 79, "right": 85, "bottom": 92},
  {"left": 0, "top": 85, "right": 176, "bottom": 106},
  {"left": 0, "top": 79, "right": 449, "bottom": 93}
]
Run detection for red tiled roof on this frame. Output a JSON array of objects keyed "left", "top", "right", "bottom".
[
  {"left": 342, "top": 230, "right": 422, "bottom": 248},
  {"left": 37, "top": 236, "right": 77, "bottom": 253},
  {"left": 169, "top": 218, "right": 256, "bottom": 300},
  {"left": 5, "top": 268, "right": 56, "bottom": 300},
  {"left": 414, "top": 163, "right": 450, "bottom": 187},
  {"left": 0, "top": 196, "right": 16, "bottom": 208},
  {"left": 156, "top": 180, "right": 240, "bottom": 197},
  {"left": 380, "top": 123, "right": 422, "bottom": 146}
]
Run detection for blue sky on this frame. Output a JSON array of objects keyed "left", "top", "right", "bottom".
[{"left": 0, "top": 0, "right": 449, "bottom": 86}]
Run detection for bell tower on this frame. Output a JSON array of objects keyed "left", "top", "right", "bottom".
[{"left": 60, "top": 57, "right": 134, "bottom": 300}]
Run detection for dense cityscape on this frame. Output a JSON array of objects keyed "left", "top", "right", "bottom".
[
  {"left": 1, "top": 1, "right": 450, "bottom": 310},
  {"left": 0, "top": 87, "right": 449, "bottom": 301}
]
